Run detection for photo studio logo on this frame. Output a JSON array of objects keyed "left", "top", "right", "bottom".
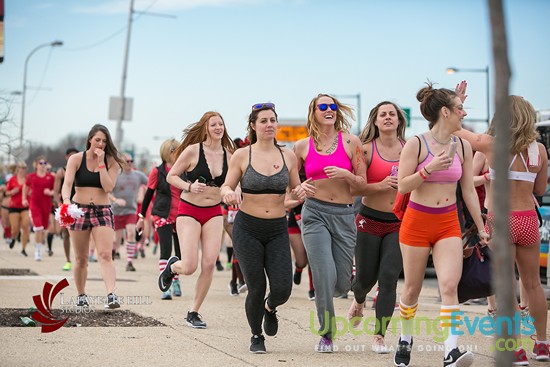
[{"left": 31, "top": 278, "right": 70, "bottom": 333}]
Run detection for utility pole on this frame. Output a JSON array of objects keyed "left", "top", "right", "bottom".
[{"left": 114, "top": 0, "right": 135, "bottom": 148}]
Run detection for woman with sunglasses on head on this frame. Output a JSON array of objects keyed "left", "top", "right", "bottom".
[
  {"left": 22, "top": 156, "right": 56, "bottom": 261},
  {"left": 137, "top": 139, "right": 183, "bottom": 300},
  {"left": 346, "top": 101, "right": 408, "bottom": 354},
  {"left": 159, "top": 111, "right": 236, "bottom": 329},
  {"left": 455, "top": 92, "right": 549, "bottom": 364},
  {"left": 293, "top": 94, "right": 367, "bottom": 353},
  {"left": 6, "top": 162, "right": 30, "bottom": 256},
  {"left": 393, "top": 82, "right": 489, "bottom": 367},
  {"left": 220, "top": 103, "right": 306, "bottom": 354},
  {"left": 61, "top": 124, "right": 126, "bottom": 309}
]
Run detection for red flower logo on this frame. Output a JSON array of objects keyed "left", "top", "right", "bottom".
[{"left": 32, "top": 278, "right": 70, "bottom": 333}]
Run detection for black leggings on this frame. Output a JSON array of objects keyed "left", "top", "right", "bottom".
[
  {"left": 351, "top": 206, "right": 402, "bottom": 336},
  {"left": 157, "top": 223, "right": 181, "bottom": 261},
  {"left": 232, "top": 211, "right": 292, "bottom": 336}
]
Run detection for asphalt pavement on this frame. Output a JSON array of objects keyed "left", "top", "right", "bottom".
[{"left": 0, "top": 236, "right": 548, "bottom": 367}]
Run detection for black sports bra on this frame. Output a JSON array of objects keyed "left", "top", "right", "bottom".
[{"left": 186, "top": 143, "right": 228, "bottom": 187}]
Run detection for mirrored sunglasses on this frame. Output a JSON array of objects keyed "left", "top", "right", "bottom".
[
  {"left": 317, "top": 103, "right": 338, "bottom": 112},
  {"left": 252, "top": 103, "right": 275, "bottom": 111}
]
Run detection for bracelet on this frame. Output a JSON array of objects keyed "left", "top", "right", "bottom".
[
  {"left": 138, "top": 213, "right": 144, "bottom": 219},
  {"left": 98, "top": 165, "right": 106, "bottom": 169},
  {"left": 419, "top": 170, "right": 427, "bottom": 180},
  {"left": 188, "top": 182, "right": 192, "bottom": 192},
  {"left": 423, "top": 167, "right": 431, "bottom": 175}
]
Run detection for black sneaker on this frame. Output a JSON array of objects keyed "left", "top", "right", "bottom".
[
  {"left": 158, "top": 256, "right": 179, "bottom": 292},
  {"left": 250, "top": 335, "right": 266, "bottom": 354},
  {"left": 394, "top": 337, "right": 413, "bottom": 367},
  {"left": 263, "top": 298, "right": 278, "bottom": 336},
  {"left": 104, "top": 293, "right": 121, "bottom": 309},
  {"left": 443, "top": 347, "right": 473, "bottom": 367},
  {"left": 139, "top": 248, "right": 145, "bottom": 258},
  {"left": 21, "top": 249, "right": 28, "bottom": 257},
  {"left": 228, "top": 282, "right": 239, "bottom": 296},
  {"left": 8, "top": 238, "right": 15, "bottom": 249},
  {"left": 293, "top": 270, "right": 302, "bottom": 285},
  {"left": 216, "top": 260, "right": 224, "bottom": 271},
  {"left": 308, "top": 289, "right": 315, "bottom": 301},
  {"left": 186, "top": 311, "right": 207, "bottom": 329},
  {"left": 126, "top": 262, "right": 136, "bottom": 272},
  {"left": 76, "top": 294, "right": 89, "bottom": 307}
]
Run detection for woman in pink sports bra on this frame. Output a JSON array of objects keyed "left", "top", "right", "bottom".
[
  {"left": 394, "top": 82, "right": 488, "bottom": 367},
  {"left": 456, "top": 94, "right": 549, "bottom": 363},
  {"left": 293, "top": 93, "right": 367, "bottom": 353}
]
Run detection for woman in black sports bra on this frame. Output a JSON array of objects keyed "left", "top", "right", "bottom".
[
  {"left": 159, "top": 111, "right": 236, "bottom": 329},
  {"left": 220, "top": 103, "right": 306, "bottom": 354},
  {"left": 61, "top": 124, "right": 126, "bottom": 309}
]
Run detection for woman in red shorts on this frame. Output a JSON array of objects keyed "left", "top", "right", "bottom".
[{"left": 23, "top": 156, "right": 55, "bottom": 261}]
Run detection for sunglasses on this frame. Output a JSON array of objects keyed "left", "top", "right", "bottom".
[
  {"left": 38, "top": 161, "right": 48, "bottom": 165},
  {"left": 126, "top": 160, "right": 134, "bottom": 163},
  {"left": 317, "top": 103, "right": 338, "bottom": 112},
  {"left": 252, "top": 103, "right": 275, "bottom": 111}
]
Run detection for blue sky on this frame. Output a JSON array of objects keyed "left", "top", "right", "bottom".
[{"left": 1, "top": 0, "right": 549, "bottom": 160}]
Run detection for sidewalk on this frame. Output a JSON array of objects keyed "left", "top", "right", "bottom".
[{"left": 0, "top": 237, "right": 547, "bottom": 367}]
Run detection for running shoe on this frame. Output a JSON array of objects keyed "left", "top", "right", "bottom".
[
  {"left": 172, "top": 280, "right": 181, "bottom": 297},
  {"left": 238, "top": 281, "right": 247, "bottom": 293},
  {"left": 126, "top": 262, "right": 136, "bottom": 272},
  {"left": 308, "top": 289, "right": 315, "bottom": 301},
  {"left": 347, "top": 299, "right": 364, "bottom": 328},
  {"left": 76, "top": 294, "right": 89, "bottom": 307},
  {"left": 293, "top": 270, "right": 302, "bottom": 285},
  {"left": 315, "top": 336, "right": 333, "bottom": 353},
  {"left": 161, "top": 290, "right": 172, "bottom": 300},
  {"left": 394, "top": 337, "right": 413, "bottom": 367},
  {"left": 228, "top": 282, "right": 239, "bottom": 296},
  {"left": 104, "top": 293, "right": 121, "bottom": 309},
  {"left": 62, "top": 262, "right": 72, "bottom": 271},
  {"left": 513, "top": 348, "right": 529, "bottom": 366},
  {"left": 533, "top": 342, "right": 550, "bottom": 361},
  {"left": 443, "top": 347, "right": 473, "bottom": 367},
  {"left": 215, "top": 260, "right": 223, "bottom": 271},
  {"left": 263, "top": 298, "right": 278, "bottom": 336},
  {"left": 250, "top": 335, "right": 266, "bottom": 354},
  {"left": 372, "top": 334, "right": 389, "bottom": 354},
  {"left": 158, "top": 256, "right": 178, "bottom": 292},
  {"left": 186, "top": 311, "right": 207, "bottom": 329}
]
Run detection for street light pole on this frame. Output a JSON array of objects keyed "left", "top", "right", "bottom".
[
  {"left": 20, "top": 40, "right": 63, "bottom": 148},
  {"left": 446, "top": 66, "right": 490, "bottom": 125}
]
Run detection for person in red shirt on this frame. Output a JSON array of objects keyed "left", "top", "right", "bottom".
[
  {"left": 23, "top": 156, "right": 55, "bottom": 261},
  {"left": 6, "top": 162, "right": 30, "bottom": 256}
]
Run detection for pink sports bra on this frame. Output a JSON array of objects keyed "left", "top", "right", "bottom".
[
  {"left": 416, "top": 135, "right": 462, "bottom": 183},
  {"left": 367, "top": 139, "right": 403, "bottom": 184},
  {"left": 305, "top": 132, "right": 353, "bottom": 181}
]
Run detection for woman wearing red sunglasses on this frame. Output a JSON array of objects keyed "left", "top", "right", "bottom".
[{"left": 293, "top": 93, "right": 367, "bottom": 353}]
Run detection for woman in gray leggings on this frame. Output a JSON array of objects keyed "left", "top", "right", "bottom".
[
  {"left": 220, "top": 103, "right": 306, "bottom": 354},
  {"left": 293, "top": 94, "right": 367, "bottom": 353}
]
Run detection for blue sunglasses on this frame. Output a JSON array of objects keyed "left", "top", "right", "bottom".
[
  {"left": 252, "top": 103, "right": 275, "bottom": 111},
  {"left": 317, "top": 103, "right": 338, "bottom": 112}
]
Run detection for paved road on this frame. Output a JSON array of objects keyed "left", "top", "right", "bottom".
[{"left": 0, "top": 237, "right": 547, "bottom": 366}]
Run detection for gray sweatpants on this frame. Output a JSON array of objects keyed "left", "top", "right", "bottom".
[{"left": 301, "top": 197, "right": 356, "bottom": 339}]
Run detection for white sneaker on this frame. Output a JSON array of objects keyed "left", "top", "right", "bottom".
[
  {"left": 34, "top": 248, "right": 42, "bottom": 261},
  {"left": 372, "top": 334, "right": 390, "bottom": 354}
]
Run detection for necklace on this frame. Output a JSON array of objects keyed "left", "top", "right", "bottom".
[
  {"left": 319, "top": 134, "right": 338, "bottom": 154},
  {"left": 430, "top": 131, "right": 451, "bottom": 145}
]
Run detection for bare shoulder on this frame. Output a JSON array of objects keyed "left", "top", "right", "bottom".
[
  {"left": 293, "top": 138, "right": 309, "bottom": 155},
  {"left": 281, "top": 147, "right": 297, "bottom": 161},
  {"left": 342, "top": 133, "right": 361, "bottom": 146}
]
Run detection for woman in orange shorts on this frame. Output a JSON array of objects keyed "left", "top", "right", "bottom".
[{"left": 393, "top": 82, "right": 488, "bottom": 367}]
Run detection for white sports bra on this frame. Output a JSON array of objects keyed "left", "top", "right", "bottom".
[{"left": 488, "top": 141, "right": 539, "bottom": 183}]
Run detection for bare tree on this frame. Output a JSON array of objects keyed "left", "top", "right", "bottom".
[{"left": 488, "top": 0, "right": 514, "bottom": 365}]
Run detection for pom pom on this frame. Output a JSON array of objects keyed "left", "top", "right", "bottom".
[{"left": 55, "top": 203, "right": 84, "bottom": 228}]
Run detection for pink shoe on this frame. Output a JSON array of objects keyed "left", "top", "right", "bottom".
[{"left": 347, "top": 299, "right": 364, "bottom": 328}]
